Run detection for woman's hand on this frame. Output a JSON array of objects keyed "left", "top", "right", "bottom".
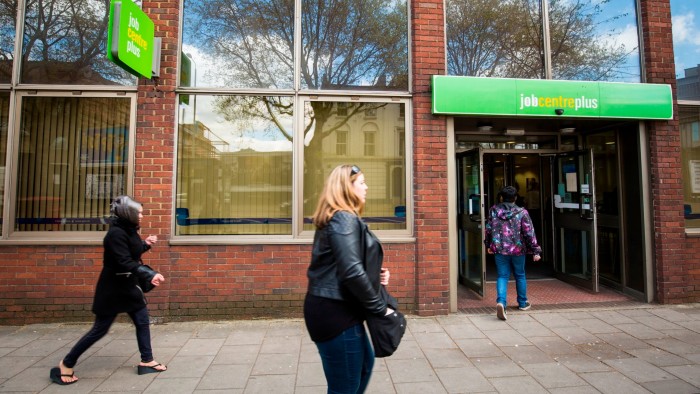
[
  {"left": 380, "top": 268, "right": 390, "bottom": 286},
  {"left": 151, "top": 273, "right": 165, "bottom": 287},
  {"left": 533, "top": 255, "right": 541, "bottom": 262},
  {"left": 145, "top": 235, "right": 158, "bottom": 246}
]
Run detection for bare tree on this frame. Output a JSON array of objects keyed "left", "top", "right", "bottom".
[{"left": 447, "top": 0, "right": 635, "bottom": 81}]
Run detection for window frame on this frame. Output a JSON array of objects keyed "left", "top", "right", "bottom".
[
  {"left": 679, "top": 100, "right": 700, "bottom": 236},
  {"left": 0, "top": 90, "right": 137, "bottom": 244}
]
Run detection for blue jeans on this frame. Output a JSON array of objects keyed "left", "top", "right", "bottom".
[
  {"left": 495, "top": 254, "right": 528, "bottom": 308},
  {"left": 63, "top": 307, "right": 153, "bottom": 368},
  {"left": 315, "top": 323, "right": 374, "bottom": 394}
]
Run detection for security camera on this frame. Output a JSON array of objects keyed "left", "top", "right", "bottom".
[{"left": 555, "top": 108, "right": 564, "bottom": 116}]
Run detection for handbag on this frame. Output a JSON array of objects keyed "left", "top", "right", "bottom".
[
  {"left": 366, "top": 287, "right": 407, "bottom": 358},
  {"left": 135, "top": 264, "right": 156, "bottom": 293}
]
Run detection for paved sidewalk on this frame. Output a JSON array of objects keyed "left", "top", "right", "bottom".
[{"left": 1, "top": 304, "right": 699, "bottom": 393}]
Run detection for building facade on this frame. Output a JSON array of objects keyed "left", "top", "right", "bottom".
[{"left": 0, "top": 0, "right": 697, "bottom": 324}]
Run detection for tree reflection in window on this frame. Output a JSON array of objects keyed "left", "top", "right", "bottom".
[{"left": 21, "top": 0, "right": 136, "bottom": 85}]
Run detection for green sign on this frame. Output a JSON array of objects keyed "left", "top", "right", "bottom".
[
  {"left": 107, "top": 0, "right": 154, "bottom": 78},
  {"left": 431, "top": 76, "right": 673, "bottom": 120}
]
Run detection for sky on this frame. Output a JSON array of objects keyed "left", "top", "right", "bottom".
[{"left": 671, "top": 0, "right": 700, "bottom": 78}]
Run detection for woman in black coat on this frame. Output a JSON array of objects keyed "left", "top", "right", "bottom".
[{"left": 50, "top": 196, "right": 166, "bottom": 385}]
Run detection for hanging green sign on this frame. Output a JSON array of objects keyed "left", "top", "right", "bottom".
[
  {"left": 106, "top": 0, "right": 155, "bottom": 78},
  {"left": 431, "top": 76, "right": 673, "bottom": 120}
]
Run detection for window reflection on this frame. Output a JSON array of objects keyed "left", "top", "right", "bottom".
[
  {"left": 21, "top": 0, "right": 135, "bottom": 85},
  {"left": 446, "top": 0, "right": 641, "bottom": 81},
  {"left": 176, "top": 95, "right": 294, "bottom": 235},
  {"left": 680, "top": 106, "right": 700, "bottom": 229},
  {"left": 0, "top": 92, "right": 8, "bottom": 230},
  {"left": 0, "top": 0, "right": 16, "bottom": 84},
  {"left": 303, "top": 101, "right": 407, "bottom": 231}
]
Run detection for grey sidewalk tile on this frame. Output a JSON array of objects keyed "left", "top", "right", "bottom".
[
  {"left": 295, "top": 361, "right": 325, "bottom": 387},
  {"left": 530, "top": 313, "right": 575, "bottom": 328},
  {"left": 385, "top": 358, "right": 439, "bottom": 384},
  {"left": 627, "top": 347, "right": 692, "bottom": 367},
  {"left": 468, "top": 314, "right": 515, "bottom": 331},
  {"left": 684, "top": 353, "right": 700, "bottom": 363},
  {"left": 615, "top": 323, "right": 666, "bottom": 340},
  {"left": 0, "top": 366, "right": 54, "bottom": 392},
  {"left": 178, "top": 338, "right": 226, "bottom": 356},
  {"left": 455, "top": 338, "right": 504, "bottom": 358},
  {"left": 471, "top": 356, "right": 528, "bottom": 378},
  {"left": 74, "top": 355, "right": 131, "bottom": 378},
  {"left": 193, "top": 322, "right": 240, "bottom": 338},
  {"left": 641, "top": 378, "right": 700, "bottom": 394},
  {"left": 223, "top": 327, "right": 266, "bottom": 346},
  {"left": 394, "top": 381, "right": 447, "bottom": 394},
  {"left": 647, "top": 337, "right": 700, "bottom": 356},
  {"left": 196, "top": 363, "right": 250, "bottom": 390},
  {"left": 576, "top": 341, "right": 633, "bottom": 360},
  {"left": 93, "top": 365, "right": 155, "bottom": 391},
  {"left": 634, "top": 316, "right": 685, "bottom": 331},
  {"left": 579, "top": 371, "right": 652, "bottom": 394},
  {"left": 409, "top": 317, "right": 447, "bottom": 333},
  {"left": 549, "top": 326, "right": 599, "bottom": 345},
  {"left": 413, "top": 331, "right": 459, "bottom": 349},
  {"left": 596, "top": 332, "right": 652, "bottom": 350},
  {"left": 676, "top": 320, "right": 700, "bottom": 333},
  {"left": 483, "top": 328, "right": 530, "bottom": 347},
  {"left": 0, "top": 356, "right": 41, "bottom": 379},
  {"left": 434, "top": 366, "right": 495, "bottom": 393},
  {"left": 506, "top": 321, "right": 555, "bottom": 338},
  {"left": 551, "top": 354, "right": 611, "bottom": 373},
  {"left": 299, "top": 342, "right": 321, "bottom": 364},
  {"left": 573, "top": 318, "right": 620, "bottom": 334},
  {"left": 603, "top": 357, "right": 676, "bottom": 383},
  {"left": 661, "top": 328, "right": 700, "bottom": 345},
  {"left": 387, "top": 338, "right": 423, "bottom": 360},
  {"left": 423, "top": 348, "right": 472, "bottom": 369},
  {"left": 488, "top": 375, "right": 548, "bottom": 394},
  {"left": 528, "top": 336, "right": 579, "bottom": 356},
  {"left": 557, "top": 311, "right": 596, "bottom": 320},
  {"left": 251, "top": 352, "right": 298, "bottom": 375},
  {"left": 618, "top": 308, "right": 657, "bottom": 318},
  {"left": 149, "top": 330, "right": 194, "bottom": 348},
  {"left": 142, "top": 377, "right": 202, "bottom": 394},
  {"left": 649, "top": 307, "right": 698, "bottom": 322},
  {"left": 162, "top": 355, "right": 214, "bottom": 378},
  {"left": 92, "top": 338, "right": 140, "bottom": 357},
  {"left": 548, "top": 387, "right": 600, "bottom": 394},
  {"left": 662, "top": 364, "right": 700, "bottom": 387},
  {"left": 243, "top": 374, "right": 297, "bottom": 394},
  {"left": 44, "top": 377, "right": 103, "bottom": 393},
  {"left": 212, "top": 344, "right": 260, "bottom": 365},
  {"left": 501, "top": 345, "right": 554, "bottom": 365},
  {"left": 442, "top": 321, "right": 487, "bottom": 340},
  {"left": 589, "top": 310, "right": 638, "bottom": 325},
  {"left": 366, "top": 370, "right": 397, "bottom": 394},
  {"left": 521, "top": 362, "right": 586, "bottom": 388},
  {"left": 260, "top": 335, "right": 302, "bottom": 354}
]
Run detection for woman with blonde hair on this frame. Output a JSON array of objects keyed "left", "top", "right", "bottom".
[{"left": 304, "top": 164, "right": 392, "bottom": 393}]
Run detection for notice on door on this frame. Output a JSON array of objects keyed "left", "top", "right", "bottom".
[
  {"left": 566, "top": 172, "right": 578, "bottom": 192},
  {"left": 691, "top": 160, "right": 700, "bottom": 193}
]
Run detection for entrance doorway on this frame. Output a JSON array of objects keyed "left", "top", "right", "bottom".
[{"left": 453, "top": 121, "right": 649, "bottom": 310}]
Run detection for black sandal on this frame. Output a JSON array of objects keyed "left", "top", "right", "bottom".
[
  {"left": 49, "top": 367, "right": 77, "bottom": 385},
  {"left": 137, "top": 362, "right": 167, "bottom": 375}
]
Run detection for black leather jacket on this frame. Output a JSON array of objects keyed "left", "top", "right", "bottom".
[{"left": 307, "top": 211, "right": 387, "bottom": 316}]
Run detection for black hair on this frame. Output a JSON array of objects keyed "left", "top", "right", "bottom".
[{"left": 500, "top": 186, "right": 517, "bottom": 203}]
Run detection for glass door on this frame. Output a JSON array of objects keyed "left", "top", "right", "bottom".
[
  {"left": 551, "top": 149, "right": 599, "bottom": 292},
  {"left": 456, "top": 149, "right": 484, "bottom": 295}
]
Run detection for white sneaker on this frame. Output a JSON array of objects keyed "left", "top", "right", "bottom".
[
  {"left": 496, "top": 303, "right": 507, "bottom": 321},
  {"left": 519, "top": 302, "right": 531, "bottom": 311}
]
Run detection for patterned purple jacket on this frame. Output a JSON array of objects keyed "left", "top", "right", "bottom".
[{"left": 484, "top": 202, "right": 542, "bottom": 256}]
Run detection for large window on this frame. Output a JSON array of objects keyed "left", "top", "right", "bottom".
[
  {"left": 181, "top": 0, "right": 408, "bottom": 91},
  {"left": 680, "top": 106, "right": 700, "bottom": 230},
  {"left": 446, "top": 0, "right": 641, "bottom": 81},
  {"left": 14, "top": 94, "right": 133, "bottom": 232},
  {"left": 0, "top": 0, "right": 16, "bottom": 84},
  {"left": 21, "top": 0, "right": 135, "bottom": 85},
  {"left": 672, "top": 0, "right": 700, "bottom": 231},
  {"left": 0, "top": 92, "right": 8, "bottom": 233},
  {"left": 178, "top": 0, "right": 411, "bottom": 238},
  {"left": 176, "top": 95, "right": 294, "bottom": 235},
  {"left": 303, "top": 101, "right": 407, "bottom": 232}
]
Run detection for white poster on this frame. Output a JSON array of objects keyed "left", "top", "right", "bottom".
[{"left": 691, "top": 160, "right": 700, "bottom": 194}]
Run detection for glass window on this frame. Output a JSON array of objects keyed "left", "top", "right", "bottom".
[
  {"left": 446, "top": 0, "right": 545, "bottom": 78},
  {"left": 182, "top": 0, "right": 294, "bottom": 89},
  {"left": 672, "top": 0, "right": 700, "bottom": 100},
  {"left": 15, "top": 95, "right": 132, "bottom": 231},
  {"left": 21, "top": 0, "right": 135, "bottom": 85},
  {"left": 363, "top": 127, "right": 376, "bottom": 156},
  {"left": 446, "top": 0, "right": 641, "bottom": 81},
  {"left": 0, "top": 0, "right": 16, "bottom": 84},
  {"left": 300, "top": 0, "right": 408, "bottom": 91},
  {"left": 176, "top": 95, "right": 294, "bottom": 235},
  {"left": 336, "top": 129, "right": 348, "bottom": 156},
  {"left": 303, "top": 101, "right": 407, "bottom": 231},
  {"left": 681, "top": 106, "right": 700, "bottom": 229},
  {"left": 0, "top": 92, "right": 8, "bottom": 231},
  {"left": 550, "top": 0, "right": 640, "bottom": 82}
]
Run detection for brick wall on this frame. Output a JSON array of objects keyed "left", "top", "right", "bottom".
[
  {"left": 411, "top": 0, "right": 449, "bottom": 316},
  {"left": 640, "top": 0, "right": 699, "bottom": 303}
]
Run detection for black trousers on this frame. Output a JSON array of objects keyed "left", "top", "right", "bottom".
[{"left": 63, "top": 307, "right": 153, "bottom": 368}]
